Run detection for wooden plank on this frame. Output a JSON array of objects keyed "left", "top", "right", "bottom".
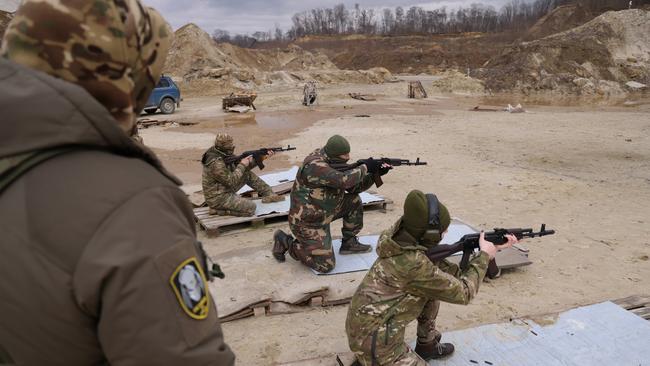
[
  {"left": 612, "top": 294, "right": 650, "bottom": 310},
  {"left": 630, "top": 306, "right": 650, "bottom": 320}
]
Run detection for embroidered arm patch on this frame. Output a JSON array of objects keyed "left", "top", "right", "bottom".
[{"left": 169, "top": 257, "right": 210, "bottom": 320}]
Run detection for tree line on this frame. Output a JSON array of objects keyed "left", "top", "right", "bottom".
[{"left": 212, "top": 0, "right": 644, "bottom": 47}]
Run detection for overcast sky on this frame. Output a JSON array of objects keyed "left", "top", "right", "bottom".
[{"left": 142, "top": 0, "right": 510, "bottom": 35}]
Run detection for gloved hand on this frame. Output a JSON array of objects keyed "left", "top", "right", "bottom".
[
  {"left": 362, "top": 158, "right": 382, "bottom": 174},
  {"left": 262, "top": 194, "right": 285, "bottom": 203},
  {"left": 379, "top": 164, "right": 393, "bottom": 176}
]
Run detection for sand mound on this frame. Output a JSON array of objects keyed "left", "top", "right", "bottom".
[
  {"left": 431, "top": 70, "right": 486, "bottom": 94},
  {"left": 164, "top": 24, "right": 392, "bottom": 94},
  {"left": 480, "top": 9, "right": 650, "bottom": 97},
  {"left": 525, "top": 4, "right": 593, "bottom": 40}
]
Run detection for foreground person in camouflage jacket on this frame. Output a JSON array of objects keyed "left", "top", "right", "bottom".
[
  {"left": 345, "top": 190, "right": 519, "bottom": 365},
  {"left": 202, "top": 133, "right": 282, "bottom": 216},
  {"left": 272, "top": 135, "right": 390, "bottom": 273}
]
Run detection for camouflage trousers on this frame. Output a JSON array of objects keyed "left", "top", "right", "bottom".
[
  {"left": 288, "top": 193, "right": 363, "bottom": 273},
  {"left": 207, "top": 193, "right": 256, "bottom": 217},
  {"left": 353, "top": 299, "right": 441, "bottom": 366}
]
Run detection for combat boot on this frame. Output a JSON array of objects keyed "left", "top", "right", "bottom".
[
  {"left": 414, "top": 339, "right": 455, "bottom": 360},
  {"left": 273, "top": 230, "right": 296, "bottom": 262},
  {"left": 339, "top": 236, "right": 372, "bottom": 254}
]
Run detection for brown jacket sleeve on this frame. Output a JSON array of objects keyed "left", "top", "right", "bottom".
[{"left": 72, "top": 186, "right": 235, "bottom": 366}]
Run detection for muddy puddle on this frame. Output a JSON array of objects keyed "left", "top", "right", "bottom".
[{"left": 146, "top": 102, "right": 448, "bottom": 185}]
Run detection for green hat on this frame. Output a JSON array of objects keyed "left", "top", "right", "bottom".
[
  {"left": 324, "top": 135, "right": 350, "bottom": 158},
  {"left": 402, "top": 190, "right": 450, "bottom": 241}
]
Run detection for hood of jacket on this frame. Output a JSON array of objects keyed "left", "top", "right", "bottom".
[
  {"left": 376, "top": 218, "right": 429, "bottom": 258},
  {"left": 0, "top": 58, "right": 180, "bottom": 186}
]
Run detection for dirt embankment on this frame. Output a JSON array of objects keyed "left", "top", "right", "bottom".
[
  {"left": 479, "top": 9, "right": 650, "bottom": 97},
  {"left": 163, "top": 24, "right": 393, "bottom": 96},
  {"left": 292, "top": 33, "right": 517, "bottom": 75},
  {"left": 525, "top": 4, "right": 594, "bottom": 40}
]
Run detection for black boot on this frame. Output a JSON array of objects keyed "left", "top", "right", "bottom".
[
  {"left": 272, "top": 230, "right": 295, "bottom": 262},
  {"left": 339, "top": 236, "right": 372, "bottom": 254},
  {"left": 414, "top": 339, "right": 455, "bottom": 360}
]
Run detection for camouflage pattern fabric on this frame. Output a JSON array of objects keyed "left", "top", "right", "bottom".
[
  {"left": 288, "top": 148, "right": 375, "bottom": 272},
  {"left": 202, "top": 148, "right": 273, "bottom": 217},
  {"left": 1, "top": 0, "right": 172, "bottom": 136},
  {"left": 288, "top": 193, "right": 363, "bottom": 273},
  {"left": 214, "top": 133, "right": 235, "bottom": 154},
  {"left": 346, "top": 219, "right": 489, "bottom": 365}
]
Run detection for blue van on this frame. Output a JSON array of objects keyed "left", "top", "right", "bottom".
[{"left": 144, "top": 75, "right": 181, "bottom": 114}]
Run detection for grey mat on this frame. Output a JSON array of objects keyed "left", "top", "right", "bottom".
[{"left": 412, "top": 301, "right": 650, "bottom": 366}]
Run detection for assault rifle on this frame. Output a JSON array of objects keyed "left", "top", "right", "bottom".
[
  {"left": 224, "top": 145, "right": 296, "bottom": 170},
  {"left": 426, "top": 224, "right": 555, "bottom": 279},
  {"left": 330, "top": 157, "right": 427, "bottom": 187}
]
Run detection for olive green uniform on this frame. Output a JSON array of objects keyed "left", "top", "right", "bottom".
[{"left": 346, "top": 220, "right": 489, "bottom": 365}]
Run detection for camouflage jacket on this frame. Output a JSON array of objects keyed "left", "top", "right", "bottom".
[
  {"left": 201, "top": 149, "right": 272, "bottom": 204},
  {"left": 289, "top": 148, "right": 374, "bottom": 226},
  {"left": 346, "top": 219, "right": 490, "bottom": 346}
]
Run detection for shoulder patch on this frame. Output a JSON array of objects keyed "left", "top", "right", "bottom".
[{"left": 170, "top": 257, "right": 210, "bottom": 320}]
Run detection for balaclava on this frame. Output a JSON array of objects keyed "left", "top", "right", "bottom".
[
  {"left": 402, "top": 190, "right": 450, "bottom": 248},
  {"left": 1, "top": 0, "right": 172, "bottom": 136},
  {"left": 214, "top": 133, "right": 235, "bottom": 155}
]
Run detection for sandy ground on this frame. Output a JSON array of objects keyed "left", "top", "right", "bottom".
[{"left": 140, "top": 82, "right": 650, "bottom": 365}]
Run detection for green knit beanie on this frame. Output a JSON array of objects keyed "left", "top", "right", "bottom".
[
  {"left": 324, "top": 135, "right": 350, "bottom": 158},
  {"left": 402, "top": 190, "right": 451, "bottom": 240}
]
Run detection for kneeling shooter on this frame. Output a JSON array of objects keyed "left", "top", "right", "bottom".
[
  {"left": 345, "top": 190, "right": 519, "bottom": 365},
  {"left": 273, "top": 135, "right": 392, "bottom": 273}
]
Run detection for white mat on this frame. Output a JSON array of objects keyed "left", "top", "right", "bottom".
[
  {"left": 237, "top": 166, "right": 299, "bottom": 195},
  {"left": 312, "top": 219, "right": 478, "bottom": 275},
  {"left": 254, "top": 196, "right": 291, "bottom": 216},
  {"left": 253, "top": 191, "right": 386, "bottom": 217}
]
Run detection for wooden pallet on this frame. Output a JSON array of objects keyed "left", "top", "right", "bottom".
[
  {"left": 613, "top": 294, "right": 650, "bottom": 320},
  {"left": 222, "top": 92, "right": 257, "bottom": 110},
  {"left": 195, "top": 197, "right": 392, "bottom": 237}
]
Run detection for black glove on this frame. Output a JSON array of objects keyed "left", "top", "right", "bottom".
[
  {"left": 379, "top": 165, "right": 392, "bottom": 176},
  {"left": 362, "top": 158, "right": 382, "bottom": 174}
]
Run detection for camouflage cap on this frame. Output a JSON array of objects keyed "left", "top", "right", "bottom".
[
  {"left": 1, "top": 0, "right": 173, "bottom": 136},
  {"left": 214, "top": 133, "right": 234, "bottom": 152}
]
